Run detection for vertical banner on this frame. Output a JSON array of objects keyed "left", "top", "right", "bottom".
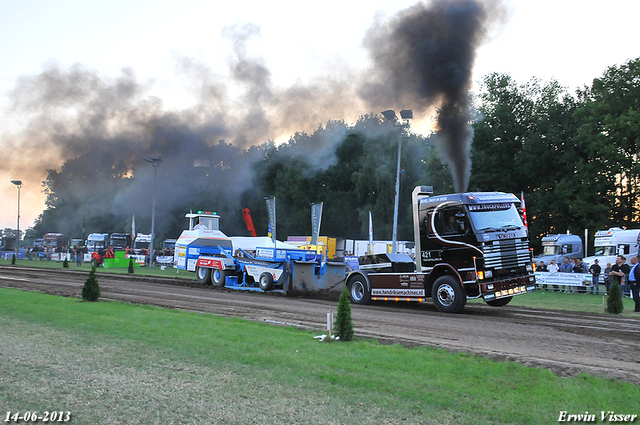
[
  {"left": 368, "top": 211, "right": 374, "bottom": 254},
  {"left": 311, "top": 202, "right": 323, "bottom": 246},
  {"left": 131, "top": 215, "right": 136, "bottom": 245},
  {"left": 520, "top": 192, "right": 528, "bottom": 229},
  {"left": 265, "top": 197, "right": 276, "bottom": 244}
]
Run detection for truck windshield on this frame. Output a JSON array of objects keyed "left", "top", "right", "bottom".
[
  {"left": 542, "top": 245, "right": 561, "bottom": 256},
  {"left": 594, "top": 246, "right": 616, "bottom": 256},
  {"left": 468, "top": 203, "right": 523, "bottom": 232}
]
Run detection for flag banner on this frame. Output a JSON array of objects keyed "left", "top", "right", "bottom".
[
  {"left": 520, "top": 192, "right": 528, "bottom": 229},
  {"left": 311, "top": 202, "right": 323, "bottom": 246},
  {"left": 368, "top": 211, "right": 374, "bottom": 254},
  {"left": 131, "top": 215, "right": 136, "bottom": 240},
  {"left": 265, "top": 197, "right": 276, "bottom": 244}
]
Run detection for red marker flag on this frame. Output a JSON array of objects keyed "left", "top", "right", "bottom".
[{"left": 520, "top": 192, "right": 528, "bottom": 229}]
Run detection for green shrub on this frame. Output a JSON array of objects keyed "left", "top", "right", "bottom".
[
  {"left": 11, "top": 253, "right": 16, "bottom": 265},
  {"left": 128, "top": 257, "right": 135, "bottom": 274},
  {"left": 335, "top": 285, "right": 354, "bottom": 341},
  {"left": 606, "top": 282, "right": 624, "bottom": 314},
  {"left": 82, "top": 266, "right": 101, "bottom": 302},
  {"left": 63, "top": 258, "right": 69, "bottom": 268}
]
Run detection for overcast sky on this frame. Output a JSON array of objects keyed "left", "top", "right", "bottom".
[{"left": 1, "top": 0, "right": 639, "bottom": 232}]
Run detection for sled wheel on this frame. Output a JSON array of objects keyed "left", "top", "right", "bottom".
[
  {"left": 259, "top": 272, "right": 274, "bottom": 291},
  {"left": 196, "top": 267, "right": 212, "bottom": 285},
  {"left": 212, "top": 269, "right": 226, "bottom": 287}
]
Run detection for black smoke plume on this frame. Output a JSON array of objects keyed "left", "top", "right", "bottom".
[
  {"left": 1, "top": 1, "right": 505, "bottom": 234},
  {"left": 361, "top": 0, "right": 504, "bottom": 192}
]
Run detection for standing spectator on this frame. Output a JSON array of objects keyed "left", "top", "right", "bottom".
[
  {"left": 573, "top": 258, "right": 588, "bottom": 293},
  {"left": 559, "top": 257, "right": 572, "bottom": 273},
  {"left": 538, "top": 261, "right": 548, "bottom": 271},
  {"left": 588, "top": 259, "right": 601, "bottom": 295},
  {"left": 603, "top": 262, "right": 613, "bottom": 293},
  {"left": 609, "top": 255, "right": 630, "bottom": 296},
  {"left": 570, "top": 257, "right": 577, "bottom": 271},
  {"left": 548, "top": 260, "right": 560, "bottom": 291},
  {"left": 629, "top": 256, "right": 640, "bottom": 313},
  {"left": 75, "top": 244, "right": 83, "bottom": 266}
]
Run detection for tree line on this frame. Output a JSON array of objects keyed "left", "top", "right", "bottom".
[{"left": 27, "top": 58, "right": 640, "bottom": 252}]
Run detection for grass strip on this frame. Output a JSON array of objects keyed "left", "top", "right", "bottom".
[{"left": 0, "top": 287, "right": 638, "bottom": 424}]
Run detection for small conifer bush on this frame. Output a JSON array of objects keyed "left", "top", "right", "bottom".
[
  {"left": 606, "top": 282, "right": 624, "bottom": 314},
  {"left": 63, "top": 257, "right": 69, "bottom": 268},
  {"left": 11, "top": 253, "right": 16, "bottom": 265},
  {"left": 128, "top": 257, "right": 135, "bottom": 274},
  {"left": 82, "top": 266, "right": 101, "bottom": 302},
  {"left": 335, "top": 285, "right": 354, "bottom": 341}
]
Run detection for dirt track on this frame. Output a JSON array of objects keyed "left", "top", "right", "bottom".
[{"left": 2, "top": 265, "right": 639, "bottom": 385}]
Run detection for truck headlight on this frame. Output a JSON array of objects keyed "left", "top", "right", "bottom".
[
  {"left": 487, "top": 284, "right": 494, "bottom": 290},
  {"left": 485, "top": 270, "right": 493, "bottom": 279},
  {"left": 526, "top": 264, "right": 533, "bottom": 272}
]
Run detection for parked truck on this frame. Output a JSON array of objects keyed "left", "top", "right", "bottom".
[
  {"left": 133, "top": 233, "right": 151, "bottom": 252},
  {"left": 345, "top": 187, "right": 536, "bottom": 313},
  {"left": 86, "top": 233, "right": 109, "bottom": 252},
  {"left": 110, "top": 233, "right": 131, "bottom": 250},
  {"left": 535, "top": 233, "right": 584, "bottom": 266},
  {"left": 42, "top": 233, "right": 66, "bottom": 252},
  {"left": 583, "top": 228, "right": 640, "bottom": 267}
]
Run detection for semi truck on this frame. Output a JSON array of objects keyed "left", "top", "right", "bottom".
[
  {"left": 345, "top": 186, "right": 536, "bottom": 313},
  {"left": 134, "top": 233, "right": 151, "bottom": 252},
  {"left": 42, "top": 233, "right": 66, "bottom": 252},
  {"left": 535, "top": 233, "right": 584, "bottom": 266},
  {"left": 110, "top": 233, "right": 131, "bottom": 250},
  {"left": 86, "top": 233, "right": 109, "bottom": 252},
  {"left": 583, "top": 228, "right": 640, "bottom": 267}
]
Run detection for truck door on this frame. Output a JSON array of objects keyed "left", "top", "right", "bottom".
[{"left": 434, "top": 207, "right": 471, "bottom": 264}]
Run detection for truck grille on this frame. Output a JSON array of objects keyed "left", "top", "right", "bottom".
[{"left": 482, "top": 239, "right": 531, "bottom": 269}]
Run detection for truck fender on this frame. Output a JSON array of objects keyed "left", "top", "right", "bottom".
[
  {"left": 425, "top": 264, "right": 463, "bottom": 297},
  {"left": 196, "top": 257, "right": 235, "bottom": 271}
]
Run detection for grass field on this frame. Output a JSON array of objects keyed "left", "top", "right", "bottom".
[{"left": 1, "top": 286, "right": 639, "bottom": 425}]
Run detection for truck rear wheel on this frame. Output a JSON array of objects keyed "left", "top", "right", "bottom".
[
  {"left": 196, "top": 267, "right": 211, "bottom": 285},
  {"left": 432, "top": 275, "right": 466, "bottom": 313},
  {"left": 211, "top": 269, "right": 226, "bottom": 287},
  {"left": 486, "top": 296, "right": 512, "bottom": 307},
  {"left": 348, "top": 275, "right": 371, "bottom": 305},
  {"left": 259, "top": 272, "right": 274, "bottom": 291}
]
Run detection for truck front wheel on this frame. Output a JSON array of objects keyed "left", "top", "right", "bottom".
[
  {"left": 211, "top": 269, "right": 226, "bottom": 287},
  {"left": 486, "top": 296, "right": 512, "bottom": 307},
  {"left": 196, "top": 267, "right": 212, "bottom": 285},
  {"left": 432, "top": 275, "right": 466, "bottom": 313},
  {"left": 348, "top": 276, "right": 371, "bottom": 305}
]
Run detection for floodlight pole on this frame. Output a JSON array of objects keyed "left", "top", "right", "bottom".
[
  {"left": 11, "top": 180, "right": 22, "bottom": 259},
  {"left": 382, "top": 110, "right": 413, "bottom": 254},
  {"left": 144, "top": 157, "right": 161, "bottom": 269}
]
